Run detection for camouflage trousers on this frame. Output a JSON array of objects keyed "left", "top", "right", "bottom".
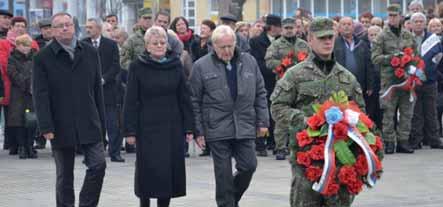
[
  {"left": 290, "top": 166, "right": 354, "bottom": 207},
  {"left": 274, "top": 122, "right": 289, "bottom": 151},
  {"left": 380, "top": 90, "right": 415, "bottom": 143}
]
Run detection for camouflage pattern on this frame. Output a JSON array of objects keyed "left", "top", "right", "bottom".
[
  {"left": 138, "top": 7, "right": 153, "bottom": 17},
  {"left": 309, "top": 17, "right": 335, "bottom": 38},
  {"left": 270, "top": 53, "right": 364, "bottom": 207},
  {"left": 120, "top": 28, "right": 146, "bottom": 70},
  {"left": 387, "top": 4, "right": 401, "bottom": 13},
  {"left": 265, "top": 37, "right": 310, "bottom": 151},
  {"left": 371, "top": 26, "right": 416, "bottom": 143}
]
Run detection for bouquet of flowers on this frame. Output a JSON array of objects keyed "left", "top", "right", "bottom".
[
  {"left": 273, "top": 50, "right": 308, "bottom": 79},
  {"left": 293, "top": 91, "right": 383, "bottom": 197},
  {"left": 381, "top": 47, "right": 426, "bottom": 102}
]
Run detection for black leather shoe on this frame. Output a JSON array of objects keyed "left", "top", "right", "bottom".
[
  {"left": 384, "top": 142, "right": 395, "bottom": 154},
  {"left": 18, "top": 147, "right": 27, "bottom": 159},
  {"left": 184, "top": 152, "right": 190, "bottom": 158},
  {"left": 430, "top": 144, "right": 443, "bottom": 149},
  {"left": 275, "top": 150, "right": 286, "bottom": 160},
  {"left": 199, "top": 150, "right": 210, "bottom": 157},
  {"left": 411, "top": 142, "right": 422, "bottom": 150},
  {"left": 9, "top": 147, "right": 18, "bottom": 155},
  {"left": 397, "top": 143, "right": 414, "bottom": 153},
  {"left": 111, "top": 156, "right": 125, "bottom": 162},
  {"left": 256, "top": 150, "right": 268, "bottom": 157}
]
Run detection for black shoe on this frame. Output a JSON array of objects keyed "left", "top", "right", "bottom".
[
  {"left": 34, "top": 143, "right": 45, "bottom": 149},
  {"left": 256, "top": 150, "right": 268, "bottom": 157},
  {"left": 411, "top": 142, "right": 422, "bottom": 150},
  {"left": 397, "top": 143, "right": 414, "bottom": 153},
  {"left": 275, "top": 150, "right": 286, "bottom": 160},
  {"left": 184, "top": 152, "right": 190, "bottom": 158},
  {"left": 9, "top": 147, "right": 18, "bottom": 155},
  {"left": 27, "top": 147, "right": 38, "bottom": 159},
  {"left": 125, "top": 143, "right": 136, "bottom": 153},
  {"left": 267, "top": 144, "right": 275, "bottom": 151},
  {"left": 430, "top": 144, "right": 443, "bottom": 149},
  {"left": 110, "top": 155, "right": 125, "bottom": 162},
  {"left": 199, "top": 150, "right": 210, "bottom": 157},
  {"left": 18, "top": 147, "right": 27, "bottom": 159},
  {"left": 385, "top": 142, "right": 395, "bottom": 154}
]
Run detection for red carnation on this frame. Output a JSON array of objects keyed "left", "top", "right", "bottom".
[
  {"left": 403, "top": 47, "right": 414, "bottom": 56},
  {"left": 338, "top": 165, "right": 358, "bottom": 185},
  {"left": 309, "top": 144, "right": 325, "bottom": 160},
  {"left": 323, "top": 180, "right": 340, "bottom": 197},
  {"left": 305, "top": 166, "right": 323, "bottom": 182},
  {"left": 394, "top": 68, "right": 405, "bottom": 79},
  {"left": 347, "top": 179, "right": 364, "bottom": 195},
  {"left": 297, "top": 52, "right": 308, "bottom": 62},
  {"left": 390, "top": 56, "right": 401, "bottom": 67},
  {"left": 417, "top": 59, "right": 425, "bottom": 69},
  {"left": 296, "top": 130, "right": 313, "bottom": 147},
  {"left": 287, "top": 50, "right": 295, "bottom": 58},
  {"left": 371, "top": 136, "right": 384, "bottom": 152},
  {"left": 354, "top": 155, "right": 368, "bottom": 176},
  {"left": 401, "top": 55, "right": 412, "bottom": 67},
  {"left": 282, "top": 56, "right": 293, "bottom": 67},
  {"left": 296, "top": 152, "right": 312, "bottom": 167},
  {"left": 333, "top": 121, "right": 348, "bottom": 139},
  {"left": 359, "top": 114, "right": 374, "bottom": 129},
  {"left": 275, "top": 65, "right": 283, "bottom": 73},
  {"left": 307, "top": 114, "right": 325, "bottom": 130}
]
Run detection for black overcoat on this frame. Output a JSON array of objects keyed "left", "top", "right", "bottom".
[
  {"left": 123, "top": 52, "right": 193, "bottom": 198},
  {"left": 32, "top": 40, "right": 106, "bottom": 148}
]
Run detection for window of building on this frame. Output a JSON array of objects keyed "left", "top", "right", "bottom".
[
  {"left": 299, "top": 0, "right": 312, "bottom": 14},
  {"left": 373, "top": 0, "right": 388, "bottom": 18},
  {"left": 343, "top": 0, "right": 357, "bottom": 18},
  {"left": 329, "top": 0, "right": 342, "bottom": 17},
  {"left": 270, "top": 0, "right": 284, "bottom": 16},
  {"left": 314, "top": 0, "right": 327, "bottom": 17},
  {"left": 183, "top": 0, "right": 196, "bottom": 30},
  {"left": 358, "top": 0, "right": 371, "bottom": 16},
  {"left": 286, "top": 0, "right": 297, "bottom": 17}
]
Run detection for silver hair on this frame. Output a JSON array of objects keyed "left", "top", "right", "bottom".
[
  {"left": 144, "top": 26, "right": 168, "bottom": 44},
  {"left": 87, "top": 17, "right": 103, "bottom": 28},
  {"left": 368, "top": 25, "right": 382, "bottom": 33},
  {"left": 411, "top": 12, "right": 427, "bottom": 22},
  {"left": 409, "top": 0, "right": 424, "bottom": 9},
  {"left": 211, "top": 25, "right": 237, "bottom": 44}
]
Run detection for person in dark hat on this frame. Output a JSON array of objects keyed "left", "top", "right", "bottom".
[
  {"left": 219, "top": 14, "right": 250, "bottom": 52},
  {"left": 0, "top": 9, "right": 13, "bottom": 39},
  {"left": 34, "top": 19, "right": 53, "bottom": 49},
  {"left": 249, "top": 14, "right": 281, "bottom": 157}
]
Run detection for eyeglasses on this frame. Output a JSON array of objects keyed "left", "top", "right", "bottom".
[
  {"left": 52, "top": 23, "right": 74, "bottom": 29},
  {"left": 150, "top": 41, "right": 167, "bottom": 46}
]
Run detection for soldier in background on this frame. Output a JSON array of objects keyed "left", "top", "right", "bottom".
[
  {"left": 271, "top": 17, "right": 364, "bottom": 207},
  {"left": 265, "top": 17, "right": 310, "bottom": 160},
  {"left": 371, "top": 4, "right": 416, "bottom": 154}
]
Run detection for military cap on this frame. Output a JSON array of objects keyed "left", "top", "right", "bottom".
[
  {"left": 266, "top": 14, "right": 282, "bottom": 26},
  {"left": 309, "top": 17, "right": 334, "bottom": 38},
  {"left": 387, "top": 4, "right": 401, "bottom": 14},
  {"left": 220, "top": 14, "right": 238, "bottom": 23},
  {"left": 38, "top": 19, "right": 51, "bottom": 28},
  {"left": 282, "top": 17, "right": 295, "bottom": 27},
  {"left": 138, "top": 7, "right": 152, "bottom": 17},
  {"left": 0, "top": 9, "right": 13, "bottom": 17}
]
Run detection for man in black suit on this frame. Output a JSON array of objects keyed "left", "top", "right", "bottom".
[
  {"left": 32, "top": 13, "right": 106, "bottom": 207},
  {"left": 83, "top": 17, "right": 123, "bottom": 162},
  {"left": 249, "top": 15, "right": 281, "bottom": 157}
]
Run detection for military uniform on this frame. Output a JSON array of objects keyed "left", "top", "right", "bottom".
[
  {"left": 270, "top": 17, "right": 365, "bottom": 207},
  {"left": 371, "top": 4, "right": 417, "bottom": 153},
  {"left": 120, "top": 28, "right": 146, "bottom": 70}
]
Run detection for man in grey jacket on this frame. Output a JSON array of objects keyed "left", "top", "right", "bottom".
[{"left": 189, "top": 25, "right": 269, "bottom": 207}]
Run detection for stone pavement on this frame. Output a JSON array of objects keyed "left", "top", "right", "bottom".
[{"left": 1, "top": 145, "right": 443, "bottom": 207}]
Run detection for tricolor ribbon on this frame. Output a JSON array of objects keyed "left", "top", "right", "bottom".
[{"left": 380, "top": 65, "right": 425, "bottom": 102}]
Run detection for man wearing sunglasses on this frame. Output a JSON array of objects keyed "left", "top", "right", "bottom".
[
  {"left": 371, "top": 4, "right": 417, "bottom": 154},
  {"left": 271, "top": 17, "right": 365, "bottom": 207}
]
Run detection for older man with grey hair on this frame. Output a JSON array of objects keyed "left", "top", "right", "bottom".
[
  {"left": 189, "top": 25, "right": 269, "bottom": 207},
  {"left": 409, "top": 0, "right": 424, "bottom": 14}
]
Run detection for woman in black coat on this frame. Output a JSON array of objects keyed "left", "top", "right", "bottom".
[{"left": 123, "top": 26, "right": 194, "bottom": 207}]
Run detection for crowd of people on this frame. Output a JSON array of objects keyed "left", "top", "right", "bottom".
[{"left": 1, "top": 0, "right": 443, "bottom": 206}]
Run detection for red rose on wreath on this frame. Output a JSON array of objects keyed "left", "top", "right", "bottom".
[
  {"left": 296, "top": 130, "right": 313, "bottom": 147},
  {"left": 375, "top": 136, "right": 383, "bottom": 151},
  {"left": 309, "top": 144, "right": 325, "bottom": 160},
  {"left": 323, "top": 180, "right": 340, "bottom": 196},
  {"left": 297, "top": 52, "right": 308, "bottom": 62},
  {"left": 390, "top": 56, "right": 401, "bottom": 67},
  {"left": 296, "top": 152, "right": 312, "bottom": 167},
  {"left": 307, "top": 114, "right": 325, "bottom": 130},
  {"left": 401, "top": 55, "right": 412, "bottom": 67},
  {"left": 359, "top": 113, "right": 374, "bottom": 129},
  {"left": 333, "top": 121, "right": 348, "bottom": 139},
  {"left": 305, "top": 166, "right": 323, "bottom": 182},
  {"left": 417, "top": 59, "right": 425, "bottom": 69},
  {"left": 354, "top": 154, "right": 368, "bottom": 175},
  {"left": 338, "top": 165, "right": 358, "bottom": 185},
  {"left": 404, "top": 47, "right": 414, "bottom": 56},
  {"left": 347, "top": 179, "right": 364, "bottom": 195},
  {"left": 282, "top": 56, "right": 293, "bottom": 67},
  {"left": 394, "top": 68, "right": 405, "bottom": 78}
]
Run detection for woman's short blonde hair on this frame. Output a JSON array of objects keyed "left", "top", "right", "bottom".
[
  {"left": 15, "top": 34, "right": 32, "bottom": 47},
  {"left": 211, "top": 25, "right": 236, "bottom": 44},
  {"left": 144, "top": 26, "right": 168, "bottom": 44},
  {"left": 235, "top": 21, "right": 250, "bottom": 32},
  {"left": 428, "top": 18, "right": 443, "bottom": 32}
]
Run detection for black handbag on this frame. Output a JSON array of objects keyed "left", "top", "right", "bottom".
[{"left": 24, "top": 109, "right": 37, "bottom": 129}]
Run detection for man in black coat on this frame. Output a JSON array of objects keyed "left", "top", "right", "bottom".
[
  {"left": 249, "top": 14, "right": 281, "bottom": 157},
  {"left": 34, "top": 19, "right": 53, "bottom": 49},
  {"left": 32, "top": 13, "right": 106, "bottom": 207},
  {"left": 83, "top": 17, "right": 123, "bottom": 162}
]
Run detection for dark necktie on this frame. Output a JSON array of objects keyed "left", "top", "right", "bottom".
[{"left": 93, "top": 40, "right": 98, "bottom": 48}]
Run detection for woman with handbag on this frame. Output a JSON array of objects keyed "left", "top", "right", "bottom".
[{"left": 7, "top": 34, "right": 37, "bottom": 159}]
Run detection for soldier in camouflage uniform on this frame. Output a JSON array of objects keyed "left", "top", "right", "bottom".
[
  {"left": 120, "top": 8, "right": 153, "bottom": 70},
  {"left": 265, "top": 17, "right": 310, "bottom": 160},
  {"left": 371, "top": 4, "right": 416, "bottom": 154},
  {"left": 271, "top": 17, "right": 365, "bottom": 207}
]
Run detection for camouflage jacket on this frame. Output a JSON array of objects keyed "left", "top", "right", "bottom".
[
  {"left": 270, "top": 53, "right": 365, "bottom": 154},
  {"left": 371, "top": 26, "right": 416, "bottom": 92},
  {"left": 265, "top": 36, "right": 310, "bottom": 76},
  {"left": 120, "top": 28, "right": 146, "bottom": 70}
]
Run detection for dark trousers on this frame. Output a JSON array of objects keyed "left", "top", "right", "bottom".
[
  {"left": 53, "top": 142, "right": 106, "bottom": 207},
  {"left": 9, "top": 127, "right": 32, "bottom": 147},
  {"left": 255, "top": 100, "right": 275, "bottom": 151},
  {"left": 208, "top": 139, "right": 257, "bottom": 207},
  {"left": 139, "top": 198, "right": 171, "bottom": 207},
  {"left": 410, "top": 83, "right": 441, "bottom": 147},
  {"left": 365, "top": 92, "right": 383, "bottom": 130},
  {"left": 105, "top": 106, "right": 123, "bottom": 158}
]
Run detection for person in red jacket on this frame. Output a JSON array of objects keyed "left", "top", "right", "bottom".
[{"left": 0, "top": 16, "right": 39, "bottom": 155}]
